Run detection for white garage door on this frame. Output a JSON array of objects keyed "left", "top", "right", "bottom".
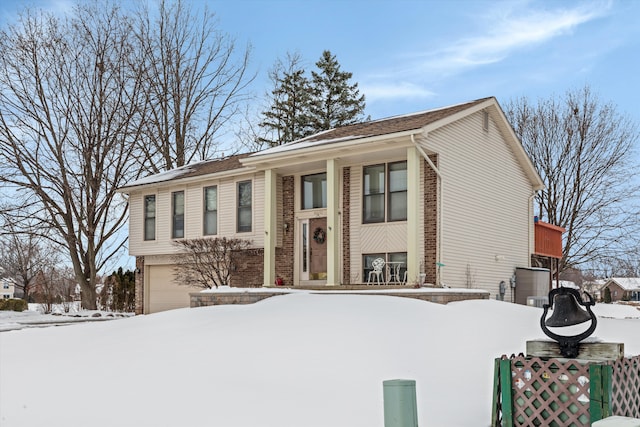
[{"left": 147, "top": 265, "right": 194, "bottom": 313}]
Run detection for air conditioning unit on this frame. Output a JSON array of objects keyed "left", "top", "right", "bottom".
[{"left": 526, "top": 296, "right": 548, "bottom": 308}]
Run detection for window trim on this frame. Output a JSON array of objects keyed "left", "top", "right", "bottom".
[
  {"left": 237, "top": 180, "right": 252, "bottom": 233},
  {"left": 203, "top": 185, "right": 218, "bottom": 236},
  {"left": 172, "top": 190, "right": 185, "bottom": 239},
  {"left": 143, "top": 194, "right": 156, "bottom": 241}
]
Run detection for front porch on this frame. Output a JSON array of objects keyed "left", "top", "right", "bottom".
[{"left": 190, "top": 285, "right": 490, "bottom": 307}]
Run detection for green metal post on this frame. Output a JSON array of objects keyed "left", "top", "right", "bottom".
[{"left": 383, "top": 379, "right": 418, "bottom": 427}]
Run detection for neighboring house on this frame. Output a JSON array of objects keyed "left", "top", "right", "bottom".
[
  {"left": 119, "top": 97, "right": 544, "bottom": 314},
  {"left": 603, "top": 278, "right": 640, "bottom": 302},
  {"left": 1, "top": 277, "right": 16, "bottom": 299}
]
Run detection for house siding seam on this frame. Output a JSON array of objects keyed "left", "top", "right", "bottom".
[
  {"left": 424, "top": 155, "right": 439, "bottom": 285},
  {"left": 276, "top": 176, "right": 295, "bottom": 287},
  {"left": 342, "top": 167, "right": 351, "bottom": 284}
]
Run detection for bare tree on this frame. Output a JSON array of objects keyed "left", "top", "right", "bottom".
[
  {"left": 0, "top": 4, "right": 146, "bottom": 309},
  {"left": 505, "top": 86, "right": 640, "bottom": 272},
  {"left": 0, "top": 210, "right": 60, "bottom": 302},
  {"left": 135, "top": 0, "right": 254, "bottom": 172},
  {"left": 173, "top": 237, "right": 251, "bottom": 289}
]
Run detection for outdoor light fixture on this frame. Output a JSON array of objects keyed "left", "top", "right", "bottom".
[{"left": 540, "top": 286, "right": 598, "bottom": 358}]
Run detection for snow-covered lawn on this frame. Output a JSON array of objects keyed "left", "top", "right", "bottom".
[{"left": 1, "top": 294, "right": 639, "bottom": 427}]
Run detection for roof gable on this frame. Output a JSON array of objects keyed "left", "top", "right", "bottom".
[
  {"left": 607, "top": 277, "right": 640, "bottom": 291},
  {"left": 250, "top": 97, "right": 492, "bottom": 158}
]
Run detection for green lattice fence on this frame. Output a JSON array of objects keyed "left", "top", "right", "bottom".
[{"left": 491, "top": 354, "right": 640, "bottom": 427}]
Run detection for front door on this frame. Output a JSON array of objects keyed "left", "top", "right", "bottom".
[{"left": 300, "top": 217, "right": 327, "bottom": 282}]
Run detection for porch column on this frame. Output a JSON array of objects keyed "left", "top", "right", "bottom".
[
  {"left": 327, "top": 158, "right": 340, "bottom": 286},
  {"left": 263, "top": 168, "right": 277, "bottom": 287},
  {"left": 406, "top": 147, "right": 420, "bottom": 284}
]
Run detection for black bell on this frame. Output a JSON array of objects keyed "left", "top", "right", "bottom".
[
  {"left": 540, "top": 286, "right": 598, "bottom": 358},
  {"left": 545, "top": 292, "right": 592, "bottom": 327}
]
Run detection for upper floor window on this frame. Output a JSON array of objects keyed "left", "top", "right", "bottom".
[
  {"left": 363, "top": 161, "right": 407, "bottom": 223},
  {"left": 144, "top": 195, "right": 156, "bottom": 241},
  {"left": 302, "top": 173, "right": 327, "bottom": 209},
  {"left": 203, "top": 186, "right": 217, "bottom": 235},
  {"left": 172, "top": 191, "right": 184, "bottom": 239},
  {"left": 237, "top": 181, "right": 252, "bottom": 232}
]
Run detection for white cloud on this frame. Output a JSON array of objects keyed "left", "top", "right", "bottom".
[
  {"left": 361, "top": 81, "right": 436, "bottom": 102},
  {"left": 364, "top": 0, "right": 611, "bottom": 100},
  {"left": 418, "top": 1, "right": 610, "bottom": 76}
]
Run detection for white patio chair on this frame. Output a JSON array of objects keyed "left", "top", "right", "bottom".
[{"left": 367, "top": 258, "right": 385, "bottom": 285}]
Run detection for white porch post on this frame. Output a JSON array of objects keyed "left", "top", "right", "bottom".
[
  {"left": 263, "top": 169, "right": 277, "bottom": 287},
  {"left": 327, "top": 159, "right": 340, "bottom": 286},
  {"left": 407, "top": 147, "right": 420, "bottom": 284}
]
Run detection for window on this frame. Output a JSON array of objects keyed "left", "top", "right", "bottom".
[
  {"left": 388, "top": 162, "right": 407, "bottom": 221},
  {"left": 3, "top": 283, "right": 9, "bottom": 289},
  {"left": 144, "top": 195, "right": 156, "bottom": 241},
  {"left": 363, "top": 161, "right": 407, "bottom": 223},
  {"left": 302, "top": 173, "right": 327, "bottom": 209},
  {"left": 363, "top": 164, "right": 385, "bottom": 223},
  {"left": 203, "top": 186, "right": 217, "bottom": 235},
  {"left": 237, "top": 181, "right": 252, "bottom": 232},
  {"left": 172, "top": 191, "right": 184, "bottom": 238}
]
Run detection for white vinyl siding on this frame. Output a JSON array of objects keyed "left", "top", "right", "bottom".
[
  {"left": 348, "top": 159, "right": 421, "bottom": 284},
  {"left": 129, "top": 172, "right": 265, "bottom": 257},
  {"left": 420, "top": 110, "right": 533, "bottom": 298}
]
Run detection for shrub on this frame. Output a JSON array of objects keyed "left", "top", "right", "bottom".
[{"left": 0, "top": 298, "right": 28, "bottom": 312}]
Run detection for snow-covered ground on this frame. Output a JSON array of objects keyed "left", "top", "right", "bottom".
[{"left": 1, "top": 294, "right": 639, "bottom": 427}]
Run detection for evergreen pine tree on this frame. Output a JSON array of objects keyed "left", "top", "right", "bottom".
[
  {"left": 309, "top": 50, "right": 366, "bottom": 131},
  {"left": 259, "top": 53, "right": 313, "bottom": 146}
]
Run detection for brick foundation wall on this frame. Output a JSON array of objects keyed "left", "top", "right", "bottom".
[
  {"left": 230, "top": 248, "right": 264, "bottom": 287},
  {"left": 134, "top": 256, "right": 144, "bottom": 315},
  {"left": 276, "top": 176, "right": 295, "bottom": 287},
  {"left": 342, "top": 167, "right": 351, "bottom": 284},
  {"left": 424, "top": 155, "right": 438, "bottom": 284}
]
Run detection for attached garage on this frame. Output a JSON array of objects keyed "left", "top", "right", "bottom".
[{"left": 145, "top": 265, "right": 194, "bottom": 313}]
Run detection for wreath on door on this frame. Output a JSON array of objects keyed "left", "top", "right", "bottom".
[{"left": 313, "top": 227, "right": 326, "bottom": 244}]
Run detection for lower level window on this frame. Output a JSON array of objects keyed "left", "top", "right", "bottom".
[{"left": 363, "top": 252, "right": 407, "bottom": 284}]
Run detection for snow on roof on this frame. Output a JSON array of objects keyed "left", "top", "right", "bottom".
[
  {"left": 119, "top": 153, "right": 252, "bottom": 190},
  {"left": 124, "top": 164, "right": 196, "bottom": 188},
  {"left": 608, "top": 277, "right": 640, "bottom": 291}
]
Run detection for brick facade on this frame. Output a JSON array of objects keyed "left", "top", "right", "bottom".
[
  {"left": 230, "top": 248, "right": 264, "bottom": 287},
  {"left": 275, "top": 176, "right": 295, "bottom": 287},
  {"left": 423, "top": 155, "right": 439, "bottom": 284},
  {"left": 342, "top": 167, "right": 351, "bottom": 284}
]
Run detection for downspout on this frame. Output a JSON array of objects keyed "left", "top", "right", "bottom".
[
  {"left": 411, "top": 134, "right": 443, "bottom": 287},
  {"left": 528, "top": 191, "right": 536, "bottom": 268}
]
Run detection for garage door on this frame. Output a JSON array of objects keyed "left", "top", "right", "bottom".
[{"left": 147, "top": 265, "right": 194, "bottom": 313}]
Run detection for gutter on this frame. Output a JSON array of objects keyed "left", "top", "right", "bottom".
[{"left": 411, "top": 134, "right": 443, "bottom": 287}]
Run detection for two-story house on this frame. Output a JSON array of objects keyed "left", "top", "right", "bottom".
[{"left": 119, "top": 97, "right": 544, "bottom": 314}]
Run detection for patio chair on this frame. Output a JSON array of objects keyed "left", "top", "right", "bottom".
[{"left": 367, "top": 258, "right": 385, "bottom": 285}]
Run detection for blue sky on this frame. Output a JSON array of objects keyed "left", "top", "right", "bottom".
[
  {"left": 2, "top": 0, "right": 639, "bottom": 125},
  {"left": 1, "top": 0, "right": 638, "bottom": 271}
]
